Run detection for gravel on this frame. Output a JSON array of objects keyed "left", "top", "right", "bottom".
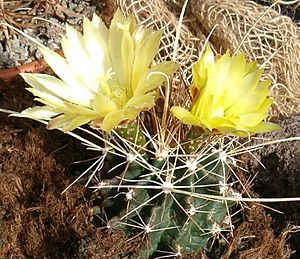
[{"left": 0, "top": 0, "right": 98, "bottom": 69}]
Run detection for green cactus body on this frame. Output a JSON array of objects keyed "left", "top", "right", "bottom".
[{"left": 99, "top": 124, "right": 236, "bottom": 257}]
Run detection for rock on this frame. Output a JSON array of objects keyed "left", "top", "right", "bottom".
[
  {"left": 246, "top": 115, "right": 300, "bottom": 258},
  {"left": 248, "top": 116, "right": 300, "bottom": 198}
]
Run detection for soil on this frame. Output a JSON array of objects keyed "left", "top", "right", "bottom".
[{"left": 0, "top": 0, "right": 300, "bottom": 258}]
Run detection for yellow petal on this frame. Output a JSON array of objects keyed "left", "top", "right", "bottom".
[
  {"left": 209, "top": 117, "right": 235, "bottom": 129},
  {"left": 237, "top": 98, "right": 272, "bottom": 128},
  {"left": 101, "top": 110, "right": 127, "bottom": 132},
  {"left": 205, "top": 51, "right": 231, "bottom": 102},
  {"left": 121, "top": 31, "right": 135, "bottom": 95},
  {"left": 22, "top": 73, "right": 93, "bottom": 107},
  {"left": 20, "top": 106, "right": 58, "bottom": 119},
  {"left": 171, "top": 106, "right": 203, "bottom": 127},
  {"left": 62, "top": 24, "right": 93, "bottom": 79},
  {"left": 134, "top": 61, "right": 179, "bottom": 96},
  {"left": 192, "top": 45, "right": 215, "bottom": 90},
  {"left": 247, "top": 121, "right": 281, "bottom": 134},
  {"left": 47, "top": 113, "right": 96, "bottom": 132},
  {"left": 226, "top": 81, "right": 270, "bottom": 115},
  {"left": 109, "top": 9, "right": 133, "bottom": 88},
  {"left": 131, "top": 29, "right": 163, "bottom": 91},
  {"left": 123, "top": 108, "right": 139, "bottom": 120},
  {"left": 91, "top": 13, "right": 109, "bottom": 40},
  {"left": 191, "top": 93, "right": 213, "bottom": 121},
  {"left": 92, "top": 93, "right": 117, "bottom": 117},
  {"left": 62, "top": 102, "right": 98, "bottom": 115},
  {"left": 125, "top": 94, "right": 155, "bottom": 110},
  {"left": 21, "top": 73, "right": 65, "bottom": 107},
  {"left": 40, "top": 47, "right": 90, "bottom": 93},
  {"left": 224, "top": 69, "right": 264, "bottom": 113},
  {"left": 226, "top": 53, "right": 247, "bottom": 84},
  {"left": 83, "top": 17, "right": 109, "bottom": 78}
]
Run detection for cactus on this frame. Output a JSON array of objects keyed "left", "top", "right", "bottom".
[
  {"left": 95, "top": 122, "right": 237, "bottom": 257},
  {"left": 0, "top": 5, "right": 279, "bottom": 258}
]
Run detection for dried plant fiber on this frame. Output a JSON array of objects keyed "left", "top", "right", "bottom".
[{"left": 118, "top": 0, "right": 300, "bottom": 117}]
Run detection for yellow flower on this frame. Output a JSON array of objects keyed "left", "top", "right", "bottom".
[
  {"left": 20, "top": 9, "right": 178, "bottom": 132},
  {"left": 171, "top": 46, "right": 280, "bottom": 136}
]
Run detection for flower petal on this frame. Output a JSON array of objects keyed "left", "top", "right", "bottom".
[
  {"left": 247, "top": 121, "right": 281, "bottom": 134},
  {"left": 172, "top": 45, "right": 280, "bottom": 136},
  {"left": 109, "top": 9, "right": 134, "bottom": 88},
  {"left": 131, "top": 29, "right": 163, "bottom": 91},
  {"left": 134, "top": 61, "right": 178, "bottom": 96},
  {"left": 192, "top": 45, "right": 215, "bottom": 90},
  {"left": 62, "top": 24, "right": 93, "bottom": 77},
  {"left": 20, "top": 106, "right": 58, "bottom": 120},
  {"left": 224, "top": 69, "right": 264, "bottom": 111},
  {"left": 171, "top": 106, "right": 203, "bottom": 127},
  {"left": 83, "top": 17, "right": 109, "bottom": 78},
  {"left": 101, "top": 110, "right": 127, "bottom": 132},
  {"left": 125, "top": 94, "right": 155, "bottom": 110},
  {"left": 92, "top": 93, "right": 118, "bottom": 117},
  {"left": 47, "top": 113, "right": 96, "bottom": 132},
  {"left": 236, "top": 98, "right": 273, "bottom": 128},
  {"left": 91, "top": 13, "right": 108, "bottom": 38},
  {"left": 21, "top": 73, "right": 93, "bottom": 107},
  {"left": 226, "top": 81, "right": 270, "bottom": 115}
]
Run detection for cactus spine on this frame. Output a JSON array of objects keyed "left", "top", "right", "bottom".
[{"left": 94, "top": 122, "right": 237, "bottom": 257}]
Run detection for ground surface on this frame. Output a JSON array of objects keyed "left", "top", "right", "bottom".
[{"left": 0, "top": 0, "right": 299, "bottom": 258}]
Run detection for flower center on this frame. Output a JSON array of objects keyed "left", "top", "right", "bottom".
[{"left": 212, "top": 106, "right": 224, "bottom": 118}]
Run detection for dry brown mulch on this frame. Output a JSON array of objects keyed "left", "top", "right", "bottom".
[{"left": 222, "top": 204, "right": 295, "bottom": 259}]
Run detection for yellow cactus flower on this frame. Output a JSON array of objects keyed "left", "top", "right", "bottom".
[
  {"left": 20, "top": 9, "right": 178, "bottom": 132},
  {"left": 171, "top": 46, "right": 280, "bottom": 136}
]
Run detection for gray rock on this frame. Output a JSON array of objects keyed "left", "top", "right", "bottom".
[
  {"left": 248, "top": 116, "right": 300, "bottom": 196},
  {"left": 246, "top": 115, "right": 300, "bottom": 258}
]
